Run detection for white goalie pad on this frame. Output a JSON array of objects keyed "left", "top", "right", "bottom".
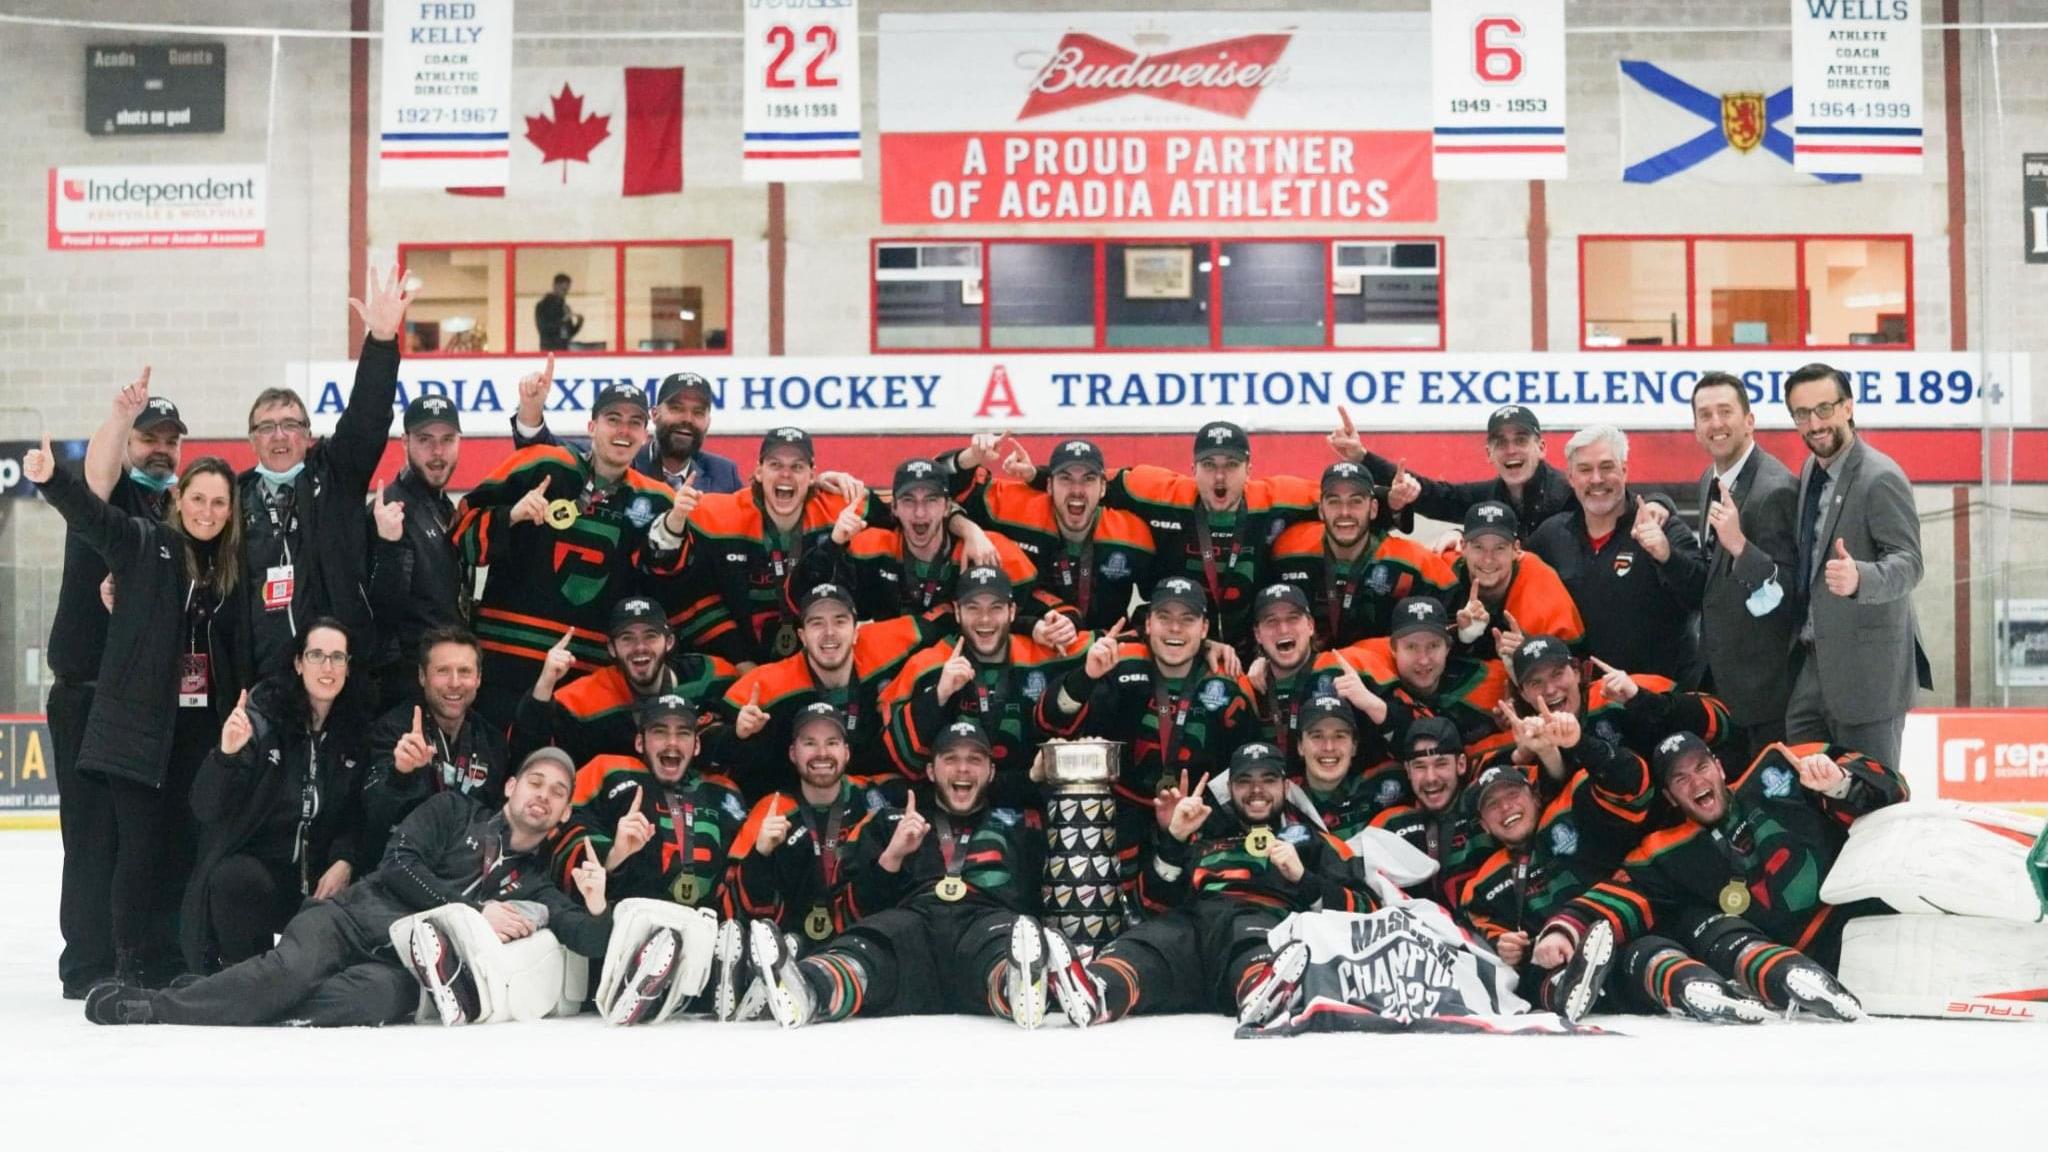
[
  {"left": 1837, "top": 914, "right": 2048, "bottom": 1023},
  {"left": 593, "top": 899, "right": 719, "bottom": 1025},
  {"left": 1819, "top": 801, "right": 2046, "bottom": 921},
  {"left": 387, "top": 904, "right": 585, "bottom": 1025}
]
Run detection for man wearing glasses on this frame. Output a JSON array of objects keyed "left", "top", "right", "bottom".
[{"left": 1782, "top": 363, "right": 1929, "bottom": 772}]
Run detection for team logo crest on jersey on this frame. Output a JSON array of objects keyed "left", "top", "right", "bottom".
[
  {"left": 1279, "top": 824, "right": 1312, "bottom": 845},
  {"left": 865, "top": 789, "right": 889, "bottom": 812},
  {"left": 990, "top": 807, "right": 1021, "bottom": 827},
  {"left": 626, "top": 496, "right": 656, "bottom": 528},
  {"left": 1761, "top": 764, "right": 1795, "bottom": 798},
  {"left": 723, "top": 793, "right": 749, "bottom": 820},
  {"left": 1377, "top": 777, "right": 1404, "bottom": 805},
  {"left": 1612, "top": 551, "right": 1635, "bottom": 577},
  {"left": 1550, "top": 821, "right": 1580, "bottom": 857},
  {"left": 1199, "top": 679, "right": 1231, "bottom": 711},
  {"left": 1022, "top": 670, "right": 1048, "bottom": 700},
  {"left": 1100, "top": 552, "right": 1130, "bottom": 580},
  {"left": 1594, "top": 719, "right": 1621, "bottom": 745},
  {"left": 1366, "top": 564, "right": 1394, "bottom": 596}
]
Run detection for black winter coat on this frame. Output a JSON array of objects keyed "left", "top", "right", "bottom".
[{"left": 359, "top": 699, "right": 510, "bottom": 866}]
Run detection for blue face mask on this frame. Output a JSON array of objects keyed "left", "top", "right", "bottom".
[
  {"left": 127, "top": 467, "right": 174, "bottom": 493},
  {"left": 255, "top": 462, "right": 305, "bottom": 486}
]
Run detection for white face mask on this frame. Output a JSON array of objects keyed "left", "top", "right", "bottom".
[{"left": 255, "top": 461, "right": 306, "bottom": 486}]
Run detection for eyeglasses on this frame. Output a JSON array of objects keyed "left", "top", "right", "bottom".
[
  {"left": 1788, "top": 400, "right": 1843, "bottom": 425},
  {"left": 301, "top": 649, "right": 350, "bottom": 667},
  {"left": 251, "top": 419, "right": 310, "bottom": 438}
]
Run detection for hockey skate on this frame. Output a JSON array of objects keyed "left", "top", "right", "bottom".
[
  {"left": 1004, "top": 916, "right": 1050, "bottom": 1030},
  {"left": 1236, "top": 940, "right": 1310, "bottom": 1028},
  {"left": 1042, "top": 924, "right": 1108, "bottom": 1028},
  {"left": 710, "top": 919, "right": 752, "bottom": 1023},
  {"left": 83, "top": 981, "right": 154, "bottom": 1026},
  {"left": 1782, "top": 962, "right": 1865, "bottom": 1022},
  {"left": 408, "top": 921, "right": 480, "bottom": 1027},
  {"left": 749, "top": 919, "right": 815, "bottom": 1029},
  {"left": 1552, "top": 920, "right": 1616, "bottom": 1024},
  {"left": 606, "top": 927, "right": 681, "bottom": 1027},
  {"left": 1674, "top": 976, "right": 1771, "bottom": 1025}
]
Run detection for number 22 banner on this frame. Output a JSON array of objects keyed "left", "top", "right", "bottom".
[
  {"left": 742, "top": 0, "right": 863, "bottom": 182},
  {"left": 1430, "top": 0, "right": 1567, "bottom": 180}
]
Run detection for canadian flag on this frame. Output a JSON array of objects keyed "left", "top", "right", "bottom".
[{"left": 496, "top": 67, "right": 683, "bottom": 197}]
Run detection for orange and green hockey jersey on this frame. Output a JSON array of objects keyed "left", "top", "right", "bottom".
[
  {"left": 880, "top": 630, "right": 1095, "bottom": 791},
  {"left": 1344, "top": 637, "right": 1513, "bottom": 760},
  {"left": 946, "top": 461, "right": 1160, "bottom": 632},
  {"left": 798, "top": 523, "right": 1067, "bottom": 625},
  {"left": 554, "top": 755, "right": 750, "bottom": 913},
  {"left": 1137, "top": 804, "right": 1373, "bottom": 915},
  {"left": 834, "top": 786, "right": 1045, "bottom": 922},
  {"left": 1267, "top": 522, "right": 1460, "bottom": 648},
  {"left": 508, "top": 652, "right": 737, "bottom": 769},
  {"left": 1446, "top": 551, "right": 1587, "bottom": 662},
  {"left": 730, "top": 777, "right": 899, "bottom": 944}
]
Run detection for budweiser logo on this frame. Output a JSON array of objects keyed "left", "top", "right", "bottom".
[{"left": 1018, "top": 32, "right": 1292, "bottom": 120}]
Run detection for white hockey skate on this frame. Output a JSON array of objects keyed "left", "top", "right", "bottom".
[
  {"left": 1042, "top": 924, "right": 1107, "bottom": 1028},
  {"left": 1552, "top": 920, "right": 1616, "bottom": 1024},
  {"left": 1783, "top": 963, "right": 1865, "bottom": 1023},
  {"left": 1004, "top": 917, "right": 1050, "bottom": 1030},
  {"left": 749, "top": 919, "right": 815, "bottom": 1029},
  {"left": 1675, "top": 977, "right": 1772, "bottom": 1025},
  {"left": 1236, "top": 940, "right": 1309, "bottom": 1028},
  {"left": 606, "top": 927, "right": 681, "bottom": 1027}
]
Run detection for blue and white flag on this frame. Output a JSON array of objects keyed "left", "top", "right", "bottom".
[{"left": 1618, "top": 60, "right": 1858, "bottom": 185}]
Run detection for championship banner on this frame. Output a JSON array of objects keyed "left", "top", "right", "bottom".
[
  {"left": 47, "top": 164, "right": 265, "bottom": 250},
  {"left": 1430, "top": 0, "right": 1567, "bottom": 180},
  {"left": 1791, "top": 0, "right": 1924, "bottom": 174},
  {"left": 878, "top": 12, "right": 1435, "bottom": 224},
  {"left": 290, "top": 350, "right": 2024, "bottom": 437},
  {"left": 0, "top": 716, "right": 57, "bottom": 819},
  {"left": 379, "top": 0, "right": 515, "bottom": 189},
  {"left": 742, "top": 0, "right": 863, "bottom": 182}
]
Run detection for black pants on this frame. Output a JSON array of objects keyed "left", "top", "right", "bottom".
[
  {"left": 1091, "top": 900, "right": 1284, "bottom": 1016},
  {"left": 148, "top": 901, "right": 418, "bottom": 1027},
  {"left": 49, "top": 680, "right": 115, "bottom": 989},
  {"left": 104, "top": 707, "right": 210, "bottom": 976},
  {"left": 821, "top": 902, "right": 1018, "bottom": 1018},
  {"left": 209, "top": 855, "right": 307, "bottom": 966}
]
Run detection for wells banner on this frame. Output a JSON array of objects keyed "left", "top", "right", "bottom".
[
  {"left": 877, "top": 12, "right": 1436, "bottom": 224},
  {"left": 1790, "top": 0, "right": 1924, "bottom": 175}
]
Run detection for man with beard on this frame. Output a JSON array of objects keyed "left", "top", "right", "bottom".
[
  {"left": 1527, "top": 425, "right": 1707, "bottom": 686},
  {"left": 716, "top": 703, "right": 898, "bottom": 1020},
  {"left": 1036, "top": 577, "right": 1261, "bottom": 897},
  {"left": 1782, "top": 363, "right": 1929, "bottom": 772},
  {"left": 1446, "top": 501, "right": 1584, "bottom": 669},
  {"left": 1268, "top": 461, "right": 1457, "bottom": 647},
  {"left": 455, "top": 377, "right": 680, "bottom": 728},
  {"left": 86, "top": 749, "right": 611, "bottom": 1027},
  {"left": 513, "top": 596, "right": 735, "bottom": 769},
  {"left": 947, "top": 436, "right": 1159, "bottom": 633},
  {"left": 1496, "top": 634, "right": 1740, "bottom": 777},
  {"left": 1343, "top": 596, "right": 1511, "bottom": 758},
  {"left": 239, "top": 268, "right": 413, "bottom": 677},
  {"left": 1532, "top": 732, "right": 1904, "bottom": 1022},
  {"left": 747, "top": 721, "right": 1058, "bottom": 1029},
  {"left": 714, "top": 583, "right": 939, "bottom": 799},
  {"left": 361, "top": 627, "right": 510, "bottom": 865},
  {"left": 1332, "top": 403, "right": 1578, "bottom": 537},
  {"left": 1239, "top": 583, "right": 1410, "bottom": 771},
  {"left": 365, "top": 395, "right": 469, "bottom": 712},
  {"left": 1051, "top": 743, "right": 1374, "bottom": 1028},
  {"left": 881, "top": 566, "right": 1092, "bottom": 798},
  {"left": 49, "top": 371, "right": 182, "bottom": 997},
  {"left": 513, "top": 366, "right": 742, "bottom": 495},
  {"left": 1368, "top": 718, "right": 1496, "bottom": 904}
]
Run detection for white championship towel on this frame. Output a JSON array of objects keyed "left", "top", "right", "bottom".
[
  {"left": 1819, "top": 801, "right": 2047, "bottom": 921},
  {"left": 386, "top": 903, "right": 582, "bottom": 1025},
  {"left": 593, "top": 899, "right": 719, "bottom": 1025}
]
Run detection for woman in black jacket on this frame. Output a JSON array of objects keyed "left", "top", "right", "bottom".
[
  {"left": 25, "top": 445, "right": 252, "bottom": 985},
  {"left": 183, "top": 618, "right": 369, "bottom": 971}
]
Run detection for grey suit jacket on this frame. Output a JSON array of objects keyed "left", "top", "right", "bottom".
[
  {"left": 1793, "top": 435, "right": 1932, "bottom": 724},
  {"left": 1697, "top": 447, "right": 1800, "bottom": 726}
]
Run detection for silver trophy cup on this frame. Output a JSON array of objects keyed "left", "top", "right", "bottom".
[{"left": 1035, "top": 738, "right": 1127, "bottom": 949}]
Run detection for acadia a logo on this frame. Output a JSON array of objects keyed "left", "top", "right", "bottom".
[{"left": 1018, "top": 30, "right": 1293, "bottom": 120}]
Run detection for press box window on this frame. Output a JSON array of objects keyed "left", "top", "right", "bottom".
[
  {"left": 1332, "top": 241, "right": 1442, "bottom": 349},
  {"left": 874, "top": 242, "right": 983, "bottom": 350},
  {"left": 1580, "top": 235, "right": 1911, "bottom": 350}
]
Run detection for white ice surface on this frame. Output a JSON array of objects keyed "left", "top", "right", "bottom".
[{"left": 1, "top": 829, "right": 2036, "bottom": 1150}]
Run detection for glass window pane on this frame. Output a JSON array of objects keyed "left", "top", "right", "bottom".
[
  {"left": 624, "top": 245, "right": 729, "bottom": 352},
  {"left": 1333, "top": 241, "right": 1440, "bottom": 348},
  {"left": 1220, "top": 242, "right": 1324, "bottom": 348},
  {"left": 1694, "top": 239, "right": 1798, "bottom": 348},
  {"left": 516, "top": 246, "right": 617, "bottom": 353},
  {"left": 402, "top": 247, "right": 506, "bottom": 354},
  {"left": 1805, "top": 238, "right": 1908, "bottom": 346},
  {"left": 874, "top": 243, "right": 982, "bottom": 350},
  {"left": 989, "top": 242, "right": 1094, "bottom": 349},
  {"left": 1106, "top": 243, "right": 1209, "bottom": 349},
  {"left": 1582, "top": 239, "right": 1687, "bottom": 347}
]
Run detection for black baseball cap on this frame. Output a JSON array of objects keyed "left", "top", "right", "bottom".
[
  {"left": 609, "top": 596, "right": 670, "bottom": 636},
  {"left": 1469, "top": 763, "right": 1534, "bottom": 810},
  {"left": 135, "top": 396, "right": 187, "bottom": 434},
  {"left": 1253, "top": 582, "right": 1310, "bottom": 623},
  {"left": 760, "top": 426, "right": 814, "bottom": 463},
  {"left": 892, "top": 457, "right": 946, "bottom": 499},
  {"left": 933, "top": 720, "right": 993, "bottom": 756},
  {"left": 1486, "top": 405, "right": 1541, "bottom": 438},
  {"left": 1390, "top": 597, "right": 1451, "bottom": 641},
  {"left": 1192, "top": 421, "right": 1250, "bottom": 463},
  {"left": 1047, "top": 438, "right": 1105, "bottom": 476},
  {"left": 1149, "top": 576, "right": 1208, "bottom": 615},
  {"left": 799, "top": 582, "right": 857, "bottom": 619},
  {"left": 638, "top": 693, "right": 700, "bottom": 730},
  {"left": 792, "top": 701, "right": 848, "bottom": 737},
  {"left": 592, "top": 382, "right": 650, "bottom": 418},
  {"left": 1510, "top": 635, "right": 1573, "bottom": 683},
  {"left": 1463, "top": 500, "right": 1519, "bottom": 544},
  {"left": 955, "top": 565, "right": 1013, "bottom": 604},
  {"left": 1299, "top": 694, "right": 1356, "bottom": 734},
  {"left": 1320, "top": 460, "right": 1374, "bottom": 497},
  {"left": 1398, "top": 716, "right": 1464, "bottom": 761},
  {"left": 403, "top": 394, "right": 461, "bottom": 434},
  {"left": 1228, "top": 741, "right": 1287, "bottom": 778},
  {"left": 1651, "top": 731, "right": 1714, "bottom": 786},
  {"left": 656, "top": 372, "right": 714, "bottom": 406}
]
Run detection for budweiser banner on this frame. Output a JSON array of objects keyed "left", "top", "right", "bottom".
[
  {"left": 877, "top": 12, "right": 1435, "bottom": 224},
  {"left": 742, "top": 0, "right": 863, "bottom": 182},
  {"left": 1430, "top": 0, "right": 1568, "bottom": 180},
  {"left": 1790, "top": 0, "right": 1925, "bottom": 175}
]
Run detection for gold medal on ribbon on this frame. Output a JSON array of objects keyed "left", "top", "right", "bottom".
[
  {"left": 1718, "top": 879, "right": 1751, "bottom": 916},
  {"left": 544, "top": 498, "right": 580, "bottom": 530},
  {"left": 935, "top": 876, "right": 969, "bottom": 902},
  {"left": 803, "top": 906, "right": 833, "bottom": 941},
  {"left": 1244, "top": 827, "right": 1274, "bottom": 859},
  {"left": 671, "top": 873, "right": 703, "bottom": 905}
]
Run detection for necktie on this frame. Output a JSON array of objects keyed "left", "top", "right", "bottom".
[
  {"left": 1703, "top": 477, "right": 1722, "bottom": 553},
  {"left": 1795, "top": 468, "right": 1827, "bottom": 596}
]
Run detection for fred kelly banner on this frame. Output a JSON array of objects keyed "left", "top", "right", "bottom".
[
  {"left": 293, "top": 351, "right": 2023, "bottom": 436},
  {"left": 878, "top": 12, "right": 1435, "bottom": 223},
  {"left": 47, "top": 164, "right": 265, "bottom": 250},
  {"left": 379, "top": 0, "right": 516, "bottom": 188},
  {"left": 742, "top": 0, "right": 863, "bottom": 182},
  {"left": 1791, "top": 0, "right": 1924, "bottom": 174},
  {"left": 1430, "top": 0, "right": 1567, "bottom": 180}
]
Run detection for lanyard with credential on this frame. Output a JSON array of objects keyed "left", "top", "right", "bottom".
[
  {"left": 1324, "top": 551, "right": 1361, "bottom": 641},
  {"left": 1054, "top": 536, "right": 1095, "bottom": 617},
  {"left": 664, "top": 786, "right": 698, "bottom": 877},
  {"left": 1193, "top": 512, "right": 1243, "bottom": 620},
  {"left": 931, "top": 808, "right": 975, "bottom": 879},
  {"left": 797, "top": 796, "right": 848, "bottom": 888},
  {"left": 1152, "top": 677, "right": 1197, "bottom": 768}
]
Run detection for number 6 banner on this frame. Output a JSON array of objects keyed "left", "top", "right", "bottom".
[
  {"left": 742, "top": 0, "right": 863, "bottom": 182},
  {"left": 1430, "top": 0, "right": 1567, "bottom": 180}
]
